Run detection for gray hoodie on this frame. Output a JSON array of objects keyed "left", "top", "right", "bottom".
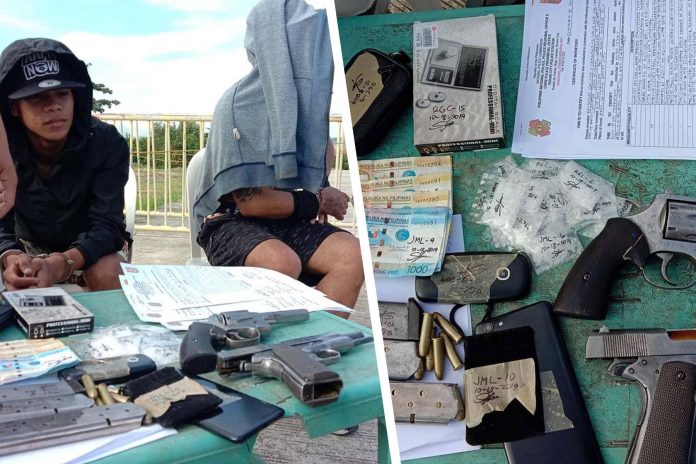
[{"left": 193, "top": 0, "right": 334, "bottom": 227}]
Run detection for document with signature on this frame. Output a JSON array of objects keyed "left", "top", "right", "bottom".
[
  {"left": 119, "top": 264, "right": 350, "bottom": 327},
  {"left": 513, "top": 0, "right": 696, "bottom": 159},
  {"left": 367, "top": 207, "right": 451, "bottom": 277}
]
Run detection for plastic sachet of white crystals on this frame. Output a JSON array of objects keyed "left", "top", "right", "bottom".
[{"left": 470, "top": 157, "right": 625, "bottom": 273}]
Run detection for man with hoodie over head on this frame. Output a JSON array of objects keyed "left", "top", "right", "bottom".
[
  {"left": 193, "top": 0, "right": 363, "bottom": 313},
  {"left": 0, "top": 38, "right": 130, "bottom": 291}
]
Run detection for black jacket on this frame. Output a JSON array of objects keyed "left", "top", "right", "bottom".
[{"left": 0, "top": 38, "right": 130, "bottom": 268}]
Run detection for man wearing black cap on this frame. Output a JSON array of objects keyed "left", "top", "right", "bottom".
[{"left": 0, "top": 38, "right": 130, "bottom": 291}]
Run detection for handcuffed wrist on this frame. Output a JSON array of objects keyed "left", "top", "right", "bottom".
[
  {"left": 291, "top": 190, "right": 320, "bottom": 220},
  {"left": 39, "top": 252, "right": 74, "bottom": 283}
]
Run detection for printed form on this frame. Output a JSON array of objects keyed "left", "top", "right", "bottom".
[{"left": 513, "top": 0, "right": 696, "bottom": 159}]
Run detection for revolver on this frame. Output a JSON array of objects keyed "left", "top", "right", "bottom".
[
  {"left": 221, "top": 331, "right": 373, "bottom": 406},
  {"left": 555, "top": 194, "right": 696, "bottom": 319},
  {"left": 179, "top": 309, "right": 309, "bottom": 375},
  {"left": 586, "top": 327, "right": 696, "bottom": 464}
]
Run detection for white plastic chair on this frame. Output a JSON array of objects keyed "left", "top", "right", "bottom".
[
  {"left": 186, "top": 149, "right": 210, "bottom": 265},
  {"left": 124, "top": 166, "right": 137, "bottom": 263},
  {"left": 125, "top": 166, "right": 136, "bottom": 239}
]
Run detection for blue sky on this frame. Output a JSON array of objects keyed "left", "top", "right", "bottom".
[{"left": 0, "top": 0, "right": 342, "bottom": 115}]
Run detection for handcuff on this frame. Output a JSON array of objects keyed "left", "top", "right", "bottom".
[{"left": 36, "top": 252, "right": 75, "bottom": 283}]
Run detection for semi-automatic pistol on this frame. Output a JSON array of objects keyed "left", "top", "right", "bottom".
[
  {"left": 586, "top": 327, "right": 696, "bottom": 464},
  {"left": 233, "top": 332, "right": 373, "bottom": 406}
]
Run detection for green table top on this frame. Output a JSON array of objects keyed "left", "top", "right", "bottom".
[
  {"left": 339, "top": 5, "right": 696, "bottom": 464},
  {"left": 0, "top": 290, "right": 382, "bottom": 463}
]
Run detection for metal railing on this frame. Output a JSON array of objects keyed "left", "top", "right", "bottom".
[{"left": 99, "top": 113, "right": 354, "bottom": 233}]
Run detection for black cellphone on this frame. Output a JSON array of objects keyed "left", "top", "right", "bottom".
[
  {"left": 194, "top": 377, "right": 284, "bottom": 443},
  {"left": 474, "top": 301, "right": 603, "bottom": 464},
  {"left": 415, "top": 251, "right": 532, "bottom": 304}
]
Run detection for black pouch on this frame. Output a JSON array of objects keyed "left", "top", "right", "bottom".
[
  {"left": 123, "top": 367, "right": 222, "bottom": 428},
  {"left": 344, "top": 49, "right": 412, "bottom": 156},
  {"left": 463, "top": 327, "right": 544, "bottom": 445}
]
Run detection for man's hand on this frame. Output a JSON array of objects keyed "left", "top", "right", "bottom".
[
  {"left": 3, "top": 253, "right": 42, "bottom": 290},
  {"left": 317, "top": 187, "right": 350, "bottom": 221},
  {"left": 2, "top": 253, "right": 69, "bottom": 290}
]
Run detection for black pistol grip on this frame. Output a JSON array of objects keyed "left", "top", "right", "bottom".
[
  {"left": 179, "top": 322, "right": 222, "bottom": 375},
  {"left": 631, "top": 362, "right": 696, "bottom": 464},
  {"left": 554, "top": 217, "right": 648, "bottom": 319},
  {"left": 272, "top": 345, "right": 343, "bottom": 407}
]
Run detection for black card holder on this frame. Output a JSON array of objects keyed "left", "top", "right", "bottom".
[{"left": 344, "top": 49, "right": 412, "bottom": 156}]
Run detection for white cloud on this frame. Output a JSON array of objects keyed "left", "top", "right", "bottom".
[
  {"left": 51, "top": 4, "right": 344, "bottom": 116},
  {"left": 0, "top": 15, "right": 42, "bottom": 33},
  {"left": 145, "top": 0, "right": 232, "bottom": 12},
  {"left": 60, "top": 18, "right": 245, "bottom": 63},
  {"left": 56, "top": 17, "right": 252, "bottom": 114}
]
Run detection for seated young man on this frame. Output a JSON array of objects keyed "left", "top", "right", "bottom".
[
  {"left": 194, "top": 0, "right": 364, "bottom": 312},
  {"left": 0, "top": 38, "right": 130, "bottom": 291}
]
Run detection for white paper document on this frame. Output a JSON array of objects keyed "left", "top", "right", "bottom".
[
  {"left": 119, "top": 264, "right": 350, "bottom": 328},
  {"left": 513, "top": 0, "right": 696, "bottom": 159},
  {"left": 375, "top": 217, "right": 478, "bottom": 459},
  {"left": 0, "top": 424, "right": 175, "bottom": 464}
]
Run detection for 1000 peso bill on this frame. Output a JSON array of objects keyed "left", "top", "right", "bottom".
[{"left": 366, "top": 207, "right": 451, "bottom": 277}]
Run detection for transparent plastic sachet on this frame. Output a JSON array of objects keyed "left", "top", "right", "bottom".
[
  {"left": 557, "top": 162, "right": 616, "bottom": 216},
  {"left": 67, "top": 323, "right": 181, "bottom": 366},
  {"left": 471, "top": 158, "right": 625, "bottom": 274},
  {"left": 525, "top": 223, "right": 583, "bottom": 274}
]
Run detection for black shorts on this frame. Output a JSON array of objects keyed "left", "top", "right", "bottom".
[{"left": 197, "top": 213, "right": 348, "bottom": 267}]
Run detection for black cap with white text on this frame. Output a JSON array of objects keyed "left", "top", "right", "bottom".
[{"left": 6, "top": 51, "right": 85, "bottom": 100}]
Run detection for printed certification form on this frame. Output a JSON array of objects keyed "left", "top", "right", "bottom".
[
  {"left": 513, "top": 0, "right": 696, "bottom": 159},
  {"left": 118, "top": 264, "right": 350, "bottom": 328}
]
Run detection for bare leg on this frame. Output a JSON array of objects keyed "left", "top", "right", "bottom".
[
  {"left": 244, "top": 239, "right": 302, "bottom": 279},
  {"left": 305, "top": 232, "right": 364, "bottom": 316},
  {"left": 83, "top": 253, "right": 125, "bottom": 291}
]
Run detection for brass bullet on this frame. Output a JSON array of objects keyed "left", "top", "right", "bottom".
[
  {"left": 442, "top": 334, "right": 463, "bottom": 370},
  {"left": 418, "top": 313, "right": 433, "bottom": 357},
  {"left": 414, "top": 357, "right": 425, "bottom": 380},
  {"left": 432, "top": 336, "right": 445, "bottom": 380},
  {"left": 97, "top": 383, "right": 115, "bottom": 406},
  {"left": 110, "top": 392, "right": 131, "bottom": 403},
  {"left": 107, "top": 385, "right": 121, "bottom": 395},
  {"left": 426, "top": 343, "right": 435, "bottom": 371},
  {"left": 433, "top": 312, "right": 463, "bottom": 344},
  {"left": 81, "top": 374, "right": 98, "bottom": 400}
]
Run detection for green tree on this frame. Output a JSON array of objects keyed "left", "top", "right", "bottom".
[
  {"left": 86, "top": 63, "right": 120, "bottom": 113},
  {"left": 135, "top": 121, "right": 208, "bottom": 167},
  {"left": 92, "top": 82, "right": 120, "bottom": 113}
]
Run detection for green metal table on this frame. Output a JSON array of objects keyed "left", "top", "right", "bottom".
[
  {"left": 339, "top": 5, "right": 696, "bottom": 463},
  {"left": 0, "top": 290, "right": 386, "bottom": 463}
]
